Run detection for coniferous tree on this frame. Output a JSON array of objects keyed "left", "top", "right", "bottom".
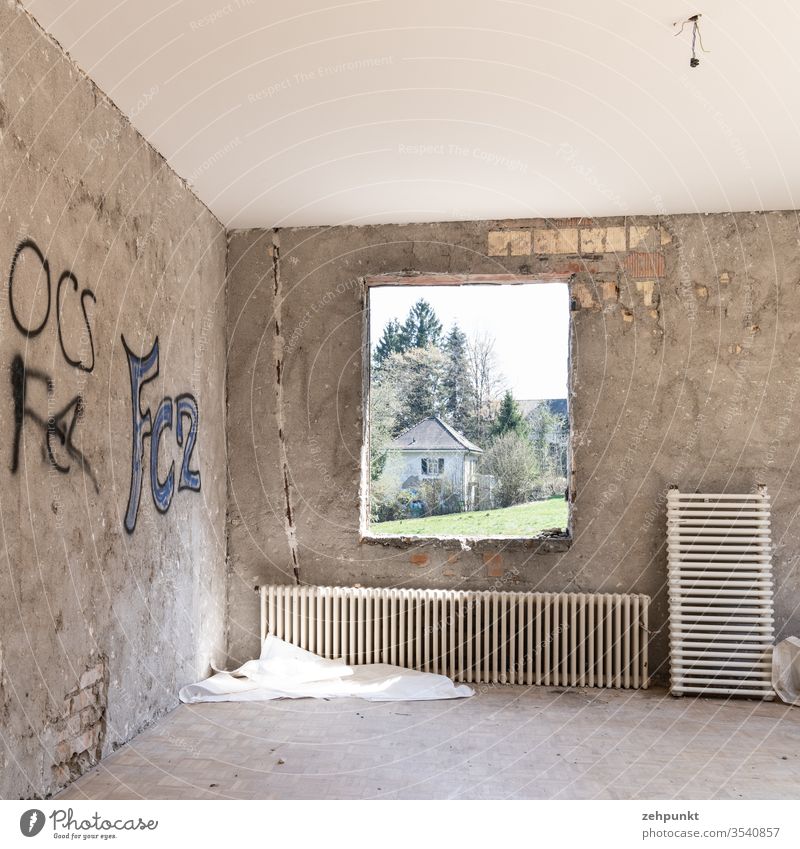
[
  {"left": 442, "top": 323, "right": 471, "bottom": 433},
  {"left": 387, "top": 346, "right": 447, "bottom": 433},
  {"left": 399, "top": 299, "right": 443, "bottom": 350},
  {"left": 492, "top": 390, "right": 527, "bottom": 438},
  {"left": 373, "top": 319, "right": 404, "bottom": 370}
]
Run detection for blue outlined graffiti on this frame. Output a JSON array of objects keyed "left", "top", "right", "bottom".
[
  {"left": 122, "top": 335, "right": 159, "bottom": 532},
  {"left": 150, "top": 397, "right": 174, "bottom": 514},
  {"left": 175, "top": 393, "right": 200, "bottom": 491},
  {"left": 122, "top": 335, "right": 201, "bottom": 533}
]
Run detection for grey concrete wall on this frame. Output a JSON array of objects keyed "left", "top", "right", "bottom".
[
  {"left": 0, "top": 3, "right": 227, "bottom": 797},
  {"left": 226, "top": 214, "right": 800, "bottom": 683}
]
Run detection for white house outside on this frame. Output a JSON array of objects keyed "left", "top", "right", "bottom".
[{"left": 378, "top": 416, "right": 484, "bottom": 513}]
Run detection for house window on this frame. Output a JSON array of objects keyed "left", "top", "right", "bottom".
[
  {"left": 421, "top": 457, "right": 445, "bottom": 476},
  {"left": 363, "top": 275, "right": 571, "bottom": 542}
]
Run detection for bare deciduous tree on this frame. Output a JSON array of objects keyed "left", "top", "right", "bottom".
[{"left": 465, "top": 331, "right": 505, "bottom": 444}]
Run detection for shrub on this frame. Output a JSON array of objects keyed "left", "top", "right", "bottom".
[
  {"left": 372, "top": 487, "right": 418, "bottom": 522},
  {"left": 418, "top": 477, "right": 463, "bottom": 516},
  {"left": 480, "top": 432, "right": 540, "bottom": 508}
]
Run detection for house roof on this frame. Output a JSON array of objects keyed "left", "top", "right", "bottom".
[
  {"left": 517, "top": 398, "right": 568, "bottom": 418},
  {"left": 390, "top": 416, "right": 483, "bottom": 453}
]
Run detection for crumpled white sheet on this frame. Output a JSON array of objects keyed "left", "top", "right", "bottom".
[
  {"left": 179, "top": 635, "right": 474, "bottom": 703},
  {"left": 772, "top": 637, "right": 800, "bottom": 705}
]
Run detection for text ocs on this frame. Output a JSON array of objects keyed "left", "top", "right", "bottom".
[
  {"left": 122, "top": 336, "right": 200, "bottom": 533},
  {"left": 9, "top": 239, "right": 96, "bottom": 370}
]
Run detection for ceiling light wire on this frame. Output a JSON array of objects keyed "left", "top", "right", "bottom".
[{"left": 674, "top": 13, "right": 710, "bottom": 68}]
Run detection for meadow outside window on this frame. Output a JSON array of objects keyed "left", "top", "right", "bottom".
[{"left": 362, "top": 274, "right": 572, "bottom": 542}]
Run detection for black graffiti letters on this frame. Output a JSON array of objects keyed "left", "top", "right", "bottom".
[
  {"left": 122, "top": 335, "right": 201, "bottom": 533},
  {"left": 8, "top": 237, "right": 96, "bottom": 371},
  {"left": 6, "top": 237, "right": 205, "bottom": 524},
  {"left": 7, "top": 237, "right": 99, "bottom": 490},
  {"left": 9, "top": 239, "right": 51, "bottom": 337},
  {"left": 57, "top": 271, "right": 97, "bottom": 373},
  {"left": 10, "top": 355, "right": 99, "bottom": 492}
]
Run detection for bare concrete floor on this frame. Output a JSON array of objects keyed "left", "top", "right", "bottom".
[{"left": 56, "top": 687, "right": 800, "bottom": 800}]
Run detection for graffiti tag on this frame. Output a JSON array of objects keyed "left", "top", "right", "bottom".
[
  {"left": 9, "top": 238, "right": 96, "bottom": 371},
  {"left": 7, "top": 237, "right": 98, "bottom": 489},
  {"left": 122, "top": 335, "right": 201, "bottom": 533}
]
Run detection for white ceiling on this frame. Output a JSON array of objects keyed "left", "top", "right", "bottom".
[{"left": 24, "top": 0, "right": 800, "bottom": 228}]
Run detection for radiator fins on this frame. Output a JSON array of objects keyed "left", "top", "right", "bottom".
[
  {"left": 260, "top": 585, "right": 649, "bottom": 689},
  {"left": 667, "top": 488, "right": 775, "bottom": 699}
]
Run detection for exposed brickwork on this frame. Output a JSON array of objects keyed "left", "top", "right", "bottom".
[
  {"left": 635, "top": 280, "right": 657, "bottom": 307},
  {"left": 409, "top": 552, "right": 429, "bottom": 566},
  {"left": 486, "top": 224, "right": 669, "bottom": 290},
  {"left": 628, "top": 225, "right": 660, "bottom": 252},
  {"left": 483, "top": 552, "right": 503, "bottom": 578},
  {"left": 487, "top": 229, "right": 531, "bottom": 256},
  {"left": 533, "top": 227, "right": 579, "bottom": 254},
  {"left": 571, "top": 281, "right": 597, "bottom": 310},
  {"left": 600, "top": 281, "right": 620, "bottom": 301},
  {"left": 549, "top": 217, "right": 587, "bottom": 227},
  {"left": 580, "top": 226, "right": 626, "bottom": 254},
  {"left": 624, "top": 251, "right": 666, "bottom": 278},
  {"left": 53, "top": 659, "right": 107, "bottom": 789}
]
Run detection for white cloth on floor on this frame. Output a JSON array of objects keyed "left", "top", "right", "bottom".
[
  {"left": 179, "top": 635, "right": 474, "bottom": 703},
  {"left": 772, "top": 637, "right": 800, "bottom": 705}
]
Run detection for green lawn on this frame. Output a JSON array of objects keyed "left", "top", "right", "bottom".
[{"left": 371, "top": 496, "right": 568, "bottom": 537}]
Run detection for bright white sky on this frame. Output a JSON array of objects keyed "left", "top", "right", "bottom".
[{"left": 369, "top": 283, "right": 569, "bottom": 399}]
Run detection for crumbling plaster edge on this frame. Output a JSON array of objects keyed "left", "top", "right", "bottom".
[{"left": 359, "top": 533, "right": 572, "bottom": 554}]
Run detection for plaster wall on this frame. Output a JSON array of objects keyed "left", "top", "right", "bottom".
[
  {"left": 0, "top": 2, "right": 227, "bottom": 797},
  {"left": 226, "top": 214, "right": 800, "bottom": 681}
]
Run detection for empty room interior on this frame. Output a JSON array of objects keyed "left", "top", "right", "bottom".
[{"left": 3, "top": 0, "right": 800, "bottom": 820}]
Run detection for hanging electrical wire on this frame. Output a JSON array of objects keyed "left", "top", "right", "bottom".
[{"left": 674, "top": 13, "right": 709, "bottom": 68}]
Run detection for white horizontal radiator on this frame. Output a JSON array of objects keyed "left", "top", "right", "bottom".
[
  {"left": 667, "top": 488, "right": 775, "bottom": 699},
  {"left": 260, "top": 585, "right": 650, "bottom": 689}
]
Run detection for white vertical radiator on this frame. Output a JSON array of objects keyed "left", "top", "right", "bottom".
[
  {"left": 260, "top": 585, "right": 650, "bottom": 689},
  {"left": 667, "top": 488, "right": 775, "bottom": 699}
]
